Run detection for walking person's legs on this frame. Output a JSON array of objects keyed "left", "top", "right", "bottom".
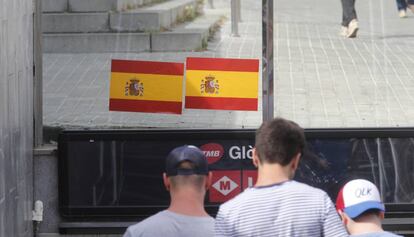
[
  {"left": 396, "top": 0, "right": 407, "bottom": 10},
  {"left": 341, "top": 0, "right": 357, "bottom": 26},
  {"left": 396, "top": 0, "right": 408, "bottom": 17},
  {"left": 341, "top": 0, "right": 358, "bottom": 38}
]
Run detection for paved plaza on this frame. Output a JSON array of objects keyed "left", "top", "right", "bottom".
[{"left": 43, "top": 0, "right": 414, "bottom": 130}]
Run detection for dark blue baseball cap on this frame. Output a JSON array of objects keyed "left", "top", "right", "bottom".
[{"left": 165, "top": 145, "right": 209, "bottom": 177}]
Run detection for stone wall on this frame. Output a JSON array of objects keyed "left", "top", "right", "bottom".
[{"left": 0, "top": 0, "right": 34, "bottom": 236}]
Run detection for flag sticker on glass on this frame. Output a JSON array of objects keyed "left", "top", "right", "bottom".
[
  {"left": 185, "top": 57, "right": 259, "bottom": 111},
  {"left": 109, "top": 59, "right": 184, "bottom": 114}
]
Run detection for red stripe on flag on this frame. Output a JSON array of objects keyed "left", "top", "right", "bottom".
[
  {"left": 186, "top": 57, "right": 259, "bottom": 72},
  {"left": 111, "top": 59, "right": 184, "bottom": 75},
  {"left": 185, "top": 96, "right": 258, "bottom": 111},
  {"left": 109, "top": 99, "right": 182, "bottom": 114}
]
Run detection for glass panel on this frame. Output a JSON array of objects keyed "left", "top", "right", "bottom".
[
  {"left": 42, "top": 0, "right": 263, "bottom": 130},
  {"left": 300, "top": 138, "right": 414, "bottom": 203},
  {"left": 274, "top": 0, "right": 414, "bottom": 128}
]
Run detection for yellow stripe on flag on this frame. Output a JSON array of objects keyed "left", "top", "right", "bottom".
[
  {"left": 110, "top": 72, "right": 183, "bottom": 102},
  {"left": 186, "top": 70, "right": 258, "bottom": 98}
]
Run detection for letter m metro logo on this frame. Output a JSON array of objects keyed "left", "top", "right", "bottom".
[
  {"left": 220, "top": 179, "right": 231, "bottom": 190},
  {"left": 209, "top": 171, "right": 241, "bottom": 203}
]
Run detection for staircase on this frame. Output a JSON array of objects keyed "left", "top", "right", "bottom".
[{"left": 42, "top": 0, "right": 225, "bottom": 53}]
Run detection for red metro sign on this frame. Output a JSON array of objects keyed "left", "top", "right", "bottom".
[
  {"left": 209, "top": 170, "right": 258, "bottom": 203},
  {"left": 209, "top": 171, "right": 241, "bottom": 202}
]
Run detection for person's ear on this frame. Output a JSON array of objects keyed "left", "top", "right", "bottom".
[
  {"left": 291, "top": 153, "right": 301, "bottom": 170},
  {"left": 338, "top": 210, "right": 349, "bottom": 226},
  {"left": 379, "top": 211, "right": 385, "bottom": 220},
  {"left": 252, "top": 148, "right": 260, "bottom": 168},
  {"left": 205, "top": 172, "right": 213, "bottom": 190},
  {"left": 163, "top": 173, "right": 170, "bottom": 191}
]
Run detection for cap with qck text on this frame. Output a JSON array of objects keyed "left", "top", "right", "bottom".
[
  {"left": 165, "top": 145, "right": 209, "bottom": 177},
  {"left": 336, "top": 179, "right": 385, "bottom": 219}
]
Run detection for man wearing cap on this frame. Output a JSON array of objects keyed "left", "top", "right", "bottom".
[
  {"left": 123, "top": 145, "right": 214, "bottom": 237},
  {"left": 215, "top": 118, "right": 348, "bottom": 236},
  {"left": 336, "top": 179, "right": 402, "bottom": 237}
]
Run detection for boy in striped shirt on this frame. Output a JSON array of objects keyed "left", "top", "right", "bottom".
[{"left": 215, "top": 118, "right": 348, "bottom": 237}]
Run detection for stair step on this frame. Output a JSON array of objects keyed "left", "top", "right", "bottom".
[
  {"left": 41, "top": 0, "right": 171, "bottom": 13},
  {"left": 42, "top": 0, "right": 68, "bottom": 12},
  {"left": 175, "top": 9, "right": 226, "bottom": 38},
  {"left": 68, "top": 0, "right": 117, "bottom": 12},
  {"left": 42, "top": 8, "right": 225, "bottom": 53},
  {"left": 110, "top": 0, "right": 198, "bottom": 32},
  {"left": 43, "top": 13, "right": 110, "bottom": 33},
  {"left": 117, "top": 0, "right": 172, "bottom": 11},
  {"left": 151, "top": 10, "right": 224, "bottom": 51},
  {"left": 42, "top": 0, "right": 199, "bottom": 33},
  {"left": 43, "top": 33, "right": 150, "bottom": 53}
]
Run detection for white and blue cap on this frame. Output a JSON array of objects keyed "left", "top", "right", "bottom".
[{"left": 336, "top": 179, "right": 385, "bottom": 219}]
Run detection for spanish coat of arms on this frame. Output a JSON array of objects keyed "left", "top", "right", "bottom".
[
  {"left": 201, "top": 75, "right": 219, "bottom": 94},
  {"left": 125, "top": 79, "right": 144, "bottom": 96}
]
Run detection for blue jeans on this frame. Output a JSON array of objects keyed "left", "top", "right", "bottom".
[{"left": 397, "top": 0, "right": 414, "bottom": 10}]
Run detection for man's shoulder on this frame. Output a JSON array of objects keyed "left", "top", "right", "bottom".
[
  {"left": 258, "top": 180, "right": 330, "bottom": 198},
  {"left": 126, "top": 211, "right": 168, "bottom": 234},
  {"left": 218, "top": 187, "right": 255, "bottom": 211},
  {"left": 290, "top": 180, "right": 327, "bottom": 193},
  {"left": 126, "top": 210, "right": 215, "bottom": 237},
  {"left": 298, "top": 181, "right": 331, "bottom": 197},
  {"left": 218, "top": 181, "right": 330, "bottom": 212}
]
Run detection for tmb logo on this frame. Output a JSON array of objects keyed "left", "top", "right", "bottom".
[{"left": 200, "top": 143, "right": 224, "bottom": 164}]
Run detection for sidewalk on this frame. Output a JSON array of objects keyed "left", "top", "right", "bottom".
[{"left": 43, "top": 0, "right": 414, "bottom": 130}]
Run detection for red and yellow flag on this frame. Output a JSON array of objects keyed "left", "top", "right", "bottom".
[
  {"left": 185, "top": 57, "right": 259, "bottom": 111},
  {"left": 109, "top": 59, "right": 184, "bottom": 114}
]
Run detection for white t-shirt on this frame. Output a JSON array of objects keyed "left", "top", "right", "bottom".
[
  {"left": 124, "top": 210, "right": 214, "bottom": 237},
  {"left": 215, "top": 180, "right": 348, "bottom": 237}
]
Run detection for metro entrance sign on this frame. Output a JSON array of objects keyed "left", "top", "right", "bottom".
[
  {"left": 210, "top": 171, "right": 241, "bottom": 202},
  {"left": 242, "top": 170, "right": 258, "bottom": 190},
  {"left": 59, "top": 128, "right": 414, "bottom": 220},
  {"left": 59, "top": 129, "right": 258, "bottom": 218},
  {"left": 210, "top": 170, "right": 258, "bottom": 203}
]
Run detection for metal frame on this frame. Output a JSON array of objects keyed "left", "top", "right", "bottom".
[
  {"left": 208, "top": 0, "right": 214, "bottom": 8},
  {"left": 34, "top": 0, "right": 43, "bottom": 147},
  {"left": 230, "top": 0, "right": 240, "bottom": 36},
  {"left": 262, "top": 0, "right": 274, "bottom": 122}
]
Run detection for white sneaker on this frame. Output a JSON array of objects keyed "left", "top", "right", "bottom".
[
  {"left": 340, "top": 26, "right": 348, "bottom": 37},
  {"left": 347, "top": 19, "right": 358, "bottom": 38},
  {"left": 399, "top": 9, "right": 407, "bottom": 18}
]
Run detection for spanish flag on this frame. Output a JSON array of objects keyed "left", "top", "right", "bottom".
[
  {"left": 109, "top": 59, "right": 184, "bottom": 114},
  {"left": 185, "top": 57, "right": 259, "bottom": 111}
]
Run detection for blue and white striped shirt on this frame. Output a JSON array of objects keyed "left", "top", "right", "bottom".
[{"left": 215, "top": 180, "right": 348, "bottom": 237}]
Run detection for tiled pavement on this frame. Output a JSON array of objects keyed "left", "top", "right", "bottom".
[{"left": 43, "top": 0, "right": 414, "bottom": 129}]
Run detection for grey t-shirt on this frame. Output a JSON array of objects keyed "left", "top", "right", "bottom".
[
  {"left": 351, "top": 231, "right": 403, "bottom": 237},
  {"left": 123, "top": 210, "right": 214, "bottom": 237}
]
